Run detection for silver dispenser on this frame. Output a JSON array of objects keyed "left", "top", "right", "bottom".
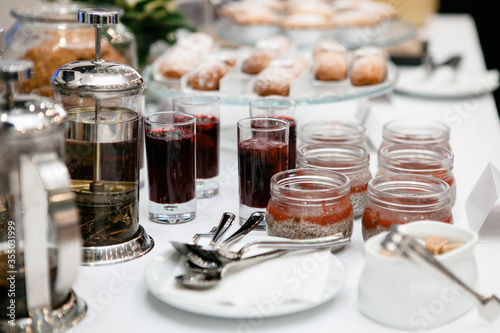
[{"left": 0, "top": 60, "right": 86, "bottom": 332}]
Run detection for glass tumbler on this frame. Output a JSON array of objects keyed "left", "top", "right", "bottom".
[
  {"left": 173, "top": 95, "right": 220, "bottom": 198},
  {"left": 237, "top": 117, "right": 289, "bottom": 228},
  {"left": 249, "top": 97, "right": 297, "bottom": 169},
  {"left": 145, "top": 111, "right": 196, "bottom": 224}
]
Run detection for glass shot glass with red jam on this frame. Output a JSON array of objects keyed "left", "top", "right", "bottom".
[
  {"left": 298, "top": 120, "right": 369, "bottom": 151},
  {"left": 145, "top": 111, "right": 196, "bottom": 224},
  {"left": 377, "top": 144, "right": 456, "bottom": 207},
  {"left": 362, "top": 174, "right": 453, "bottom": 241},
  {"left": 297, "top": 143, "right": 372, "bottom": 218},
  {"left": 173, "top": 95, "right": 220, "bottom": 198},
  {"left": 266, "top": 168, "right": 353, "bottom": 240},
  {"left": 249, "top": 97, "right": 297, "bottom": 169},
  {"left": 237, "top": 116, "right": 289, "bottom": 228}
]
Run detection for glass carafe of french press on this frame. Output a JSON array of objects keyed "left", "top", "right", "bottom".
[
  {"left": 0, "top": 60, "right": 86, "bottom": 332},
  {"left": 51, "top": 8, "right": 154, "bottom": 265}
]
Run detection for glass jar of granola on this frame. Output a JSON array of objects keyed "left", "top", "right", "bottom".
[
  {"left": 266, "top": 168, "right": 353, "bottom": 239},
  {"left": 377, "top": 144, "right": 456, "bottom": 207},
  {"left": 297, "top": 143, "right": 372, "bottom": 218},
  {"left": 362, "top": 174, "right": 453, "bottom": 240},
  {"left": 4, "top": 2, "right": 136, "bottom": 96}
]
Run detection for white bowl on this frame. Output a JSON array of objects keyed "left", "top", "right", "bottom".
[{"left": 358, "top": 221, "right": 478, "bottom": 330}]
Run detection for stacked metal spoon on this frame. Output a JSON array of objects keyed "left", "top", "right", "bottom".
[{"left": 172, "top": 212, "right": 350, "bottom": 289}]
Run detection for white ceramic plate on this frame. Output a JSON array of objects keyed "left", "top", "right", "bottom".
[
  {"left": 144, "top": 248, "right": 346, "bottom": 318},
  {"left": 395, "top": 67, "right": 499, "bottom": 99}
]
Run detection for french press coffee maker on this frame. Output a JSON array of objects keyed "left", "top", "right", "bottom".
[
  {"left": 0, "top": 60, "right": 86, "bottom": 332},
  {"left": 51, "top": 8, "right": 154, "bottom": 265}
]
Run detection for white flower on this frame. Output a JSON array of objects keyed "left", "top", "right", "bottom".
[{"left": 125, "top": 0, "right": 142, "bottom": 8}]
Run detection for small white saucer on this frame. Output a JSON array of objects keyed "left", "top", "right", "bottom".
[
  {"left": 395, "top": 67, "right": 499, "bottom": 99},
  {"left": 144, "top": 246, "right": 345, "bottom": 318}
]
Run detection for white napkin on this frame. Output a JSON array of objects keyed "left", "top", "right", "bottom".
[
  {"left": 395, "top": 67, "right": 499, "bottom": 98},
  {"left": 158, "top": 247, "right": 332, "bottom": 308}
]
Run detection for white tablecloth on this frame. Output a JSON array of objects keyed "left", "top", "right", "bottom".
[{"left": 69, "top": 15, "right": 500, "bottom": 333}]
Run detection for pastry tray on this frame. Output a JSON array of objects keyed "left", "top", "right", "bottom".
[{"left": 143, "top": 46, "right": 398, "bottom": 106}]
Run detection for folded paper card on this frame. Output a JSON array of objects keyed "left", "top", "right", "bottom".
[{"left": 465, "top": 162, "right": 500, "bottom": 242}]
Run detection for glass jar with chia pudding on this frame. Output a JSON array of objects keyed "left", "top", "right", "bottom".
[
  {"left": 266, "top": 168, "right": 354, "bottom": 239},
  {"left": 362, "top": 174, "right": 453, "bottom": 241},
  {"left": 379, "top": 119, "right": 451, "bottom": 154},
  {"left": 299, "top": 120, "right": 369, "bottom": 151},
  {"left": 377, "top": 144, "right": 456, "bottom": 207},
  {"left": 297, "top": 143, "right": 371, "bottom": 218}
]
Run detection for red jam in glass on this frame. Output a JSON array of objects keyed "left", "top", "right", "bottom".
[
  {"left": 146, "top": 127, "right": 196, "bottom": 204},
  {"left": 195, "top": 114, "right": 219, "bottom": 179},
  {"left": 266, "top": 169, "right": 353, "bottom": 239},
  {"left": 362, "top": 174, "right": 453, "bottom": 240},
  {"left": 249, "top": 98, "right": 297, "bottom": 169}
]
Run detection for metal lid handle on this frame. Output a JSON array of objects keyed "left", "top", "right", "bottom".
[
  {"left": 78, "top": 8, "right": 119, "bottom": 25},
  {"left": 78, "top": 8, "right": 119, "bottom": 63}
]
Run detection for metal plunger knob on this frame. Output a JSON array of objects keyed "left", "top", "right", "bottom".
[
  {"left": 78, "top": 8, "right": 119, "bottom": 63},
  {"left": 78, "top": 8, "right": 119, "bottom": 25}
]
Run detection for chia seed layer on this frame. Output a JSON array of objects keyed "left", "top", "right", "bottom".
[
  {"left": 351, "top": 191, "right": 368, "bottom": 218},
  {"left": 266, "top": 215, "right": 353, "bottom": 239},
  {"left": 362, "top": 223, "right": 389, "bottom": 241}
]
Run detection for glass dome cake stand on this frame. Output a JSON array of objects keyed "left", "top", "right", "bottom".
[{"left": 214, "top": 19, "right": 416, "bottom": 50}]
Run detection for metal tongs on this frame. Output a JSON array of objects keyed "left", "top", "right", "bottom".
[
  {"left": 423, "top": 53, "right": 462, "bottom": 77},
  {"left": 381, "top": 225, "right": 500, "bottom": 322}
]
